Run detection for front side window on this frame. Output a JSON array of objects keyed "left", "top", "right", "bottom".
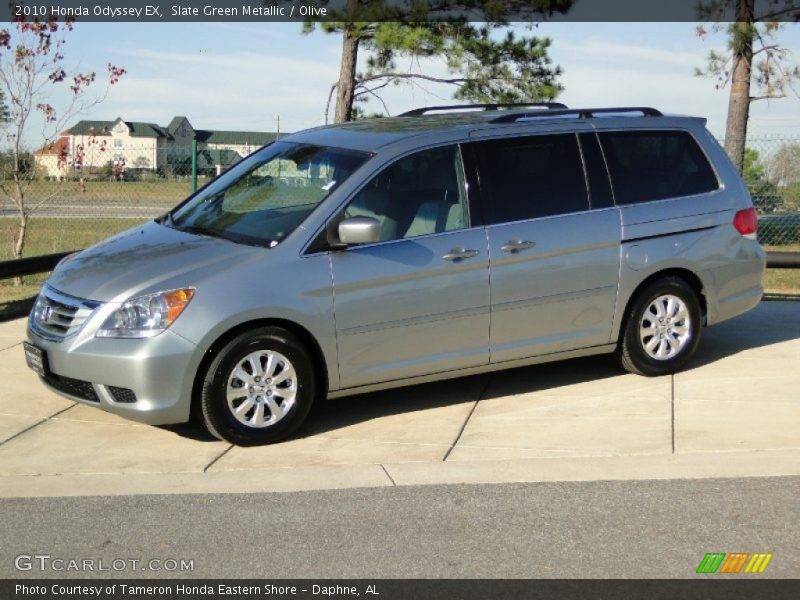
[
  {"left": 169, "top": 142, "right": 370, "bottom": 246},
  {"left": 342, "top": 145, "right": 469, "bottom": 243},
  {"left": 598, "top": 130, "right": 719, "bottom": 205},
  {"left": 473, "top": 134, "right": 589, "bottom": 225}
]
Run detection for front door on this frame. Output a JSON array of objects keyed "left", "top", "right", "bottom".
[{"left": 329, "top": 144, "right": 490, "bottom": 389}]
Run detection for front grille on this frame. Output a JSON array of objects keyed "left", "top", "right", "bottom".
[
  {"left": 43, "top": 373, "right": 99, "bottom": 402},
  {"left": 30, "top": 286, "right": 100, "bottom": 341},
  {"left": 108, "top": 386, "right": 137, "bottom": 403}
]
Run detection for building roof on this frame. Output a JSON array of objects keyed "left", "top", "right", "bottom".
[
  {"left": 66, "top": 117, "right": 278, "bottom": 146},
  {"left": 68, "top": 120, "right": 114, "bottom": 136},
  {"left": 128, "top": 122, "right": 170, "bottom": 138},
  {"left": 195, "top": 129, "right": 278, "bottom": 146},
  {"left": 166, "top": 116, "right": 189, "bottom": 135},
  {"left": 35, "top": 136, "right": 69, "bottom": 156},
  {"left": 69, "top": 119, "right": 169, "bottom": 138}
]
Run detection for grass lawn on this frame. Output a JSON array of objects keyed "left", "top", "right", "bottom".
[
  {"left": 763, "top": 269, "right": 800, "bottom": 293},
  {"left": 0, "top": 217, "right": 143, "bottom": 261},
  {"left": 16, "top": 179, "right": 196, "bottom": 203},
  {"left": 1, "top": 217, "right": 143, "bottom": 305},
  {"left": 763, "top": 245, "right": 800, "bottom": 293}
]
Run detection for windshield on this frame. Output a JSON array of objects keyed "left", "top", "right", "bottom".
[{"left": 168, "top": 141, "right": 370, "bottom": 247}]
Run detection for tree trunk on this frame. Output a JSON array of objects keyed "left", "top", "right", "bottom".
[
  {"left": 723, "top": 0, "right": 755, "bottom": 173},
  {"left": 334, "top": 8, "right": 360, "bottom": 123},
  {"left": 12, "top": 206, "right": 27, "bottom": 287},
  {"left": 11, "top": 175, "right": 27, "bottom": 286}
]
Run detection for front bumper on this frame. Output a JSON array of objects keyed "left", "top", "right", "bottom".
[{"left": 27, "top": 313, "right": 201, "bottom": 426}]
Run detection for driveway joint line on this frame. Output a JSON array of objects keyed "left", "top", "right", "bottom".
[
  {"left": 203, "top": 444, "right": 233, "bottom": 472},
  {"left": 671, "top": 374, "right": 675, "bottom": 454},
  {"left": 380, "top": 464, "right": 397, "bottom": 486},
  {"left": 0, "top": 341, "right": 21, "bottom": 353},
  {"left": 443, "top": 374, "right": 493, "bottom": 462},
  {"left": 0, "top": 403, "right": 77, "bottom": 448}
]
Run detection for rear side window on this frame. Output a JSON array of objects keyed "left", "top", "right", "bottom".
[
  {"left": 598, "top": 130, "right": 719, "bottom": 205},
  {"left": 473, "top": 134, "right": 588, "bottom": 224}
]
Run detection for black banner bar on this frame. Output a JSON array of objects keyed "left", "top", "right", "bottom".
[
  {"left": 3, "top": 0, "right": 800, "bottom": 23},
  {"left": 4, "top": 579, "right": 800, "bottom": 600}
]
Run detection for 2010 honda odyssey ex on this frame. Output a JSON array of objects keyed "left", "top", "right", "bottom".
[{"left": 25, "top": 104, "right": 766, "bottom": 445}]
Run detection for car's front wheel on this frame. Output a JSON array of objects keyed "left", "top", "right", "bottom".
[
  {"left": 618, "top": 276, "right": 702, "bottom": 377},
  {"left": 199, "top": 326, "right": 317, "bottom": 445}
]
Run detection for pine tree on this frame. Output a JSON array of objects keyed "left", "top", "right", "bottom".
[{"left": 304, "top": 0, "right": 573, "bottom": 123}]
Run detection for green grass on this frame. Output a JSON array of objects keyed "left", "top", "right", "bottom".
[
  {"left": 1, "top": 217, "right": 143, "bottom": 304},
  {"left": 6, "top": 179, "right": 194, "bottom": 203},
  {"left": 0, "top": 217, "right": 143, "bottom": 261},
  {"left": 762, "top": 244, "right": 800, "bottom": 293},
  {"left": 763, "top": 269, "right": 800, "bottom": 293},
  {"left": 764, "top": 243, "right": 800, "bottom": 252}
]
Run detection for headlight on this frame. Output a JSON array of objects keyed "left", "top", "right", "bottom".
[{"left": 96, "top": 288, "right": 195, "bottom": 338}]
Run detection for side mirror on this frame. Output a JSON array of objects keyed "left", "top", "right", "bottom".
[{"left": 338, "top": 216, "right": 381, "bottom": 246}]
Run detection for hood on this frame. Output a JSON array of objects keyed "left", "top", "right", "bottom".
[{"left": 47, "top": 221, "right": 265, "bottom": 302}]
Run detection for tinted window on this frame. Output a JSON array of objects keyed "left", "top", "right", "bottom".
[
  {"left": 578, "top": 133, "right": 614, "bottom": 209},
  {"left": 599, "top": 130, "right": 719, "bottom": 205},
  {"left": 342, "top": 145, "right": 469, "bottom": 242},
  {"left": 474, "top": 134, "right": 588, "bottom": 224}
]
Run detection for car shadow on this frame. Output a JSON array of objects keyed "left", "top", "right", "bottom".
[
  {"left": 683, "top": 300, "right": 800, "bottom": 370},
  {"left": 160, "top": 421, "right": 219, "bottom": 442},
  {"left": 161, "top": 301, "right": 798, "bottom": 443},
  {"left": 298, "top": 354, "right": 624, "bottom": 438}
]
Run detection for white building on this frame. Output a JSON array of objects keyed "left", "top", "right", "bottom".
[{"left": 35, "top": 116, "right": 280, "bottom": 178}]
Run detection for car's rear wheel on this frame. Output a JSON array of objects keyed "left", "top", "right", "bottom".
[
  {"left": 199, "top": 327, "right": 316, "bottom": 445},
  {"left": 619, "top": 276, "right": 702, "bottom": 376}
]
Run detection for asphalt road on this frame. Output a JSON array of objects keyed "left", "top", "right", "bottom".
[{"left": 1, "top": 476, "right": 798, "bottom": 579}]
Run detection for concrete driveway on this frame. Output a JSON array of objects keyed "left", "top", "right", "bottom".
[{"left": 0, "top": 301, "right": 798, "bottom": 498}]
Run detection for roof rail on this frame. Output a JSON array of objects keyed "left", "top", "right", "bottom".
[
  {"left": 399, "top": 102, "right": 567, "bottom": 117},
  {"left": 490, "top": 106, "right": 663, "bottom": 123}
]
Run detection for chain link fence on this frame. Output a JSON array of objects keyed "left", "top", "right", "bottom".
[
  {"left": 730, "top": 136, "right": 800, "bottom": 249},
  {"left": 1, "top": 135, "right": 799, "bottom": 300},
  {"left": 0, "top": 144, "right": 222, "bottom": 263}
]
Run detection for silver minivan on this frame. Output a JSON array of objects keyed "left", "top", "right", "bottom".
[{"left": 25, "top": 105, "right": 766, "bottom": 445}]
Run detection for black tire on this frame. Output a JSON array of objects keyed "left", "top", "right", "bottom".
[
  {"left": 199, "top": 327, "right": 317, "bottom": 445},
  {"left": 618, "top": 276, "right": 702, "bottom": 377}
]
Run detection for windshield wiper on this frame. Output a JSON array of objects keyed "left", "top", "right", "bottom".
[
  {"left": 159, "top": 212, "right": 177, "bottom": 227},
  {"left": 178, "top": 224, "right": 231, "bottom": 241},
  {"left": 178, "top": 224, "right": 276, "bottom": 248}
]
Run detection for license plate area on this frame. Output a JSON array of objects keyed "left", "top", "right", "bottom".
[{"left": 23, "top": 342, "right": 48, "bottom": 377}]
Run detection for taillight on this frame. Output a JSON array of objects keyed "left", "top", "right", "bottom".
[{"left": 733, "top": 207, "right": 758, "bottom": 240}]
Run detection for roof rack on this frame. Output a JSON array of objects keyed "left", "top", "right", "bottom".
[
  {"left": 490, "top": 106, "right": 663, "bottom": 123},
  {"left": 399, "top": 102, "right": 568, "bottom": 117}
]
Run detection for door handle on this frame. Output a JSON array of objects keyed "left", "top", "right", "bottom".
[
  {"left": 442, "top": 248, "right": 479, "bottom": 262},
  {"left": 500, "top": 239, "right": 536, "bottom": 254}
]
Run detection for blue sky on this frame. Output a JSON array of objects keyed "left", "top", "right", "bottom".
[{"left": 14, "top": 21, "right": 800, "bottom": 147}]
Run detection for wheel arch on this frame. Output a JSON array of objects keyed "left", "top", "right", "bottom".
[
  {"left": 190, "top": 318, "right": 330, "bottom": 420},
  {"left": 616, "top": 268, "right": 708, "bottom": 344}
]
